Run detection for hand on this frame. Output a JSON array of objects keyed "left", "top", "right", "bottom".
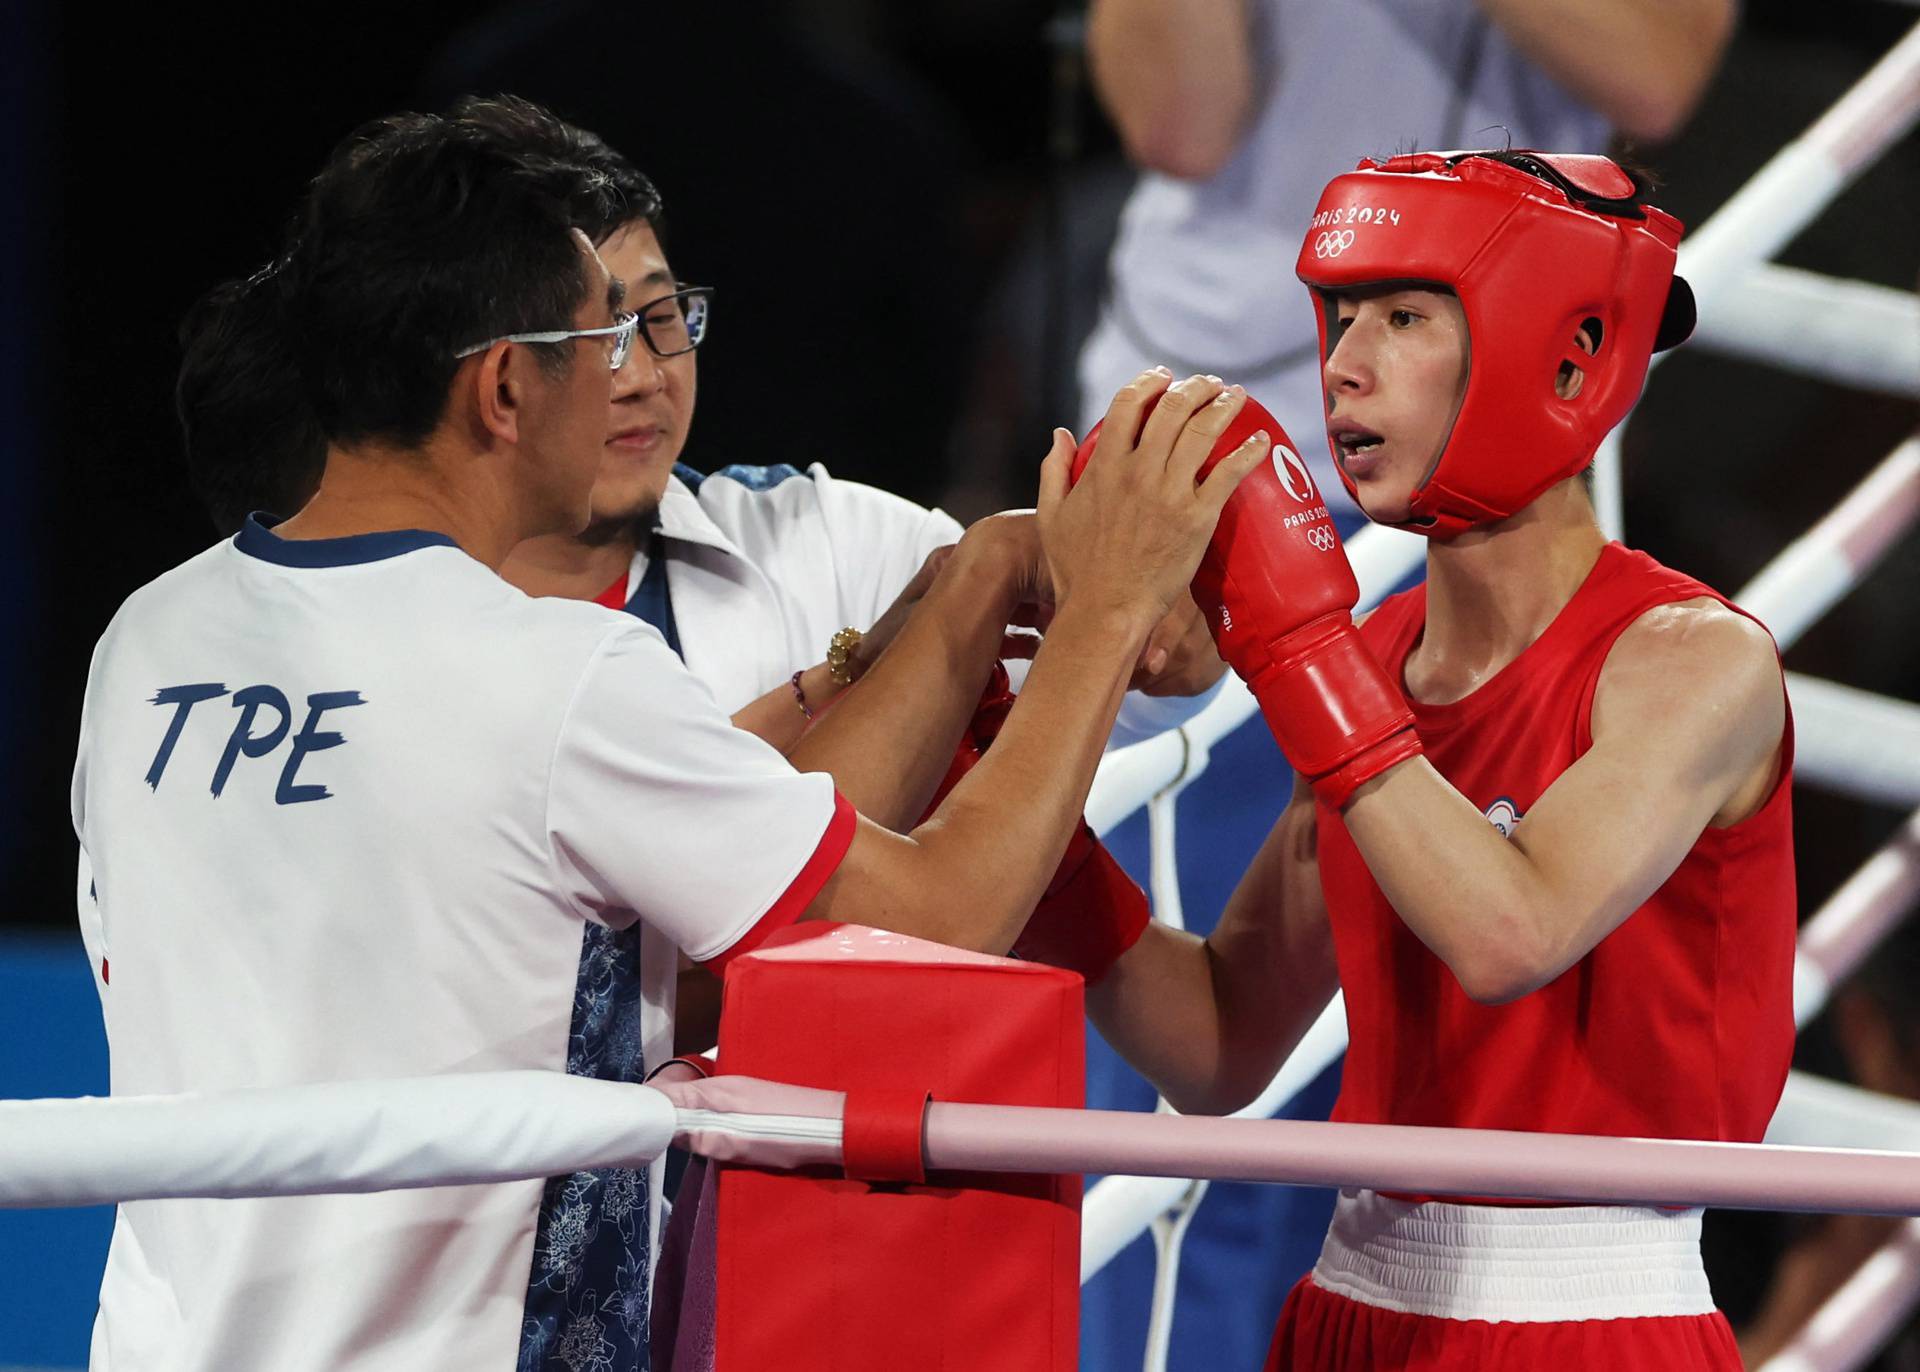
[
  {"left": 956, "top": 510, "right": 1053, "bottom": 616},
  {"left": 1130, "top": 590, "right": 1228, "bottom": 697},
  {"left": 929, "top": 511, "right": 1066, "bottom": 664},
  {"left": 939, "top": 520, "right": 1224, "bottom": 691},
  {"left": 1039, "top": 369, "right": 1269, "bottom": 631}
]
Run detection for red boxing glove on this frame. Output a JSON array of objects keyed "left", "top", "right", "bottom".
[
  {"left": 1072, "top": 395, "right": 1421, "bottom": 808},
  {"left": 921, "top": 665, "right": 1149, "bottom": 983}
]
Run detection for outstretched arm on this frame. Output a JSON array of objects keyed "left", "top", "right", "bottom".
[
  {"left": 1088, "top": 777, "right": 1338, "bottom": 1116},
  {"left": 1345, "top": 598, "right": 1785, "bottom": 1004}
]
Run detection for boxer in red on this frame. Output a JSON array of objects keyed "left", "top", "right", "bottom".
[{"left": 1064, "top": 151, "right": 1794, "bottom": 1369}]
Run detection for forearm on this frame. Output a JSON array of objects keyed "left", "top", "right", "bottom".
[
  {"left": 905, "top": 601, "right": 1145, "bottom": 946},
  {"left": 1477, "top": 0, "right": 1734, "bottom": 141},
  {"left": 786, "top": 546, "right": 1014, "bottom": 831},
  {"left": 1341, "top": 759, "right": 1586, "bottom": 1003},
  {"left": 1089, "top": 927, "right": 1247, "bottom": 1113},
  {"left": 1090, "top": 798, "right": 1336, "bottom": 1113},
  {"left": 1087, "top": 0, "right": 1255, "bottom": 178},
  {"left": 730, "top": 663, "right": 835, "bottom": 754},
  {"left": 809, "top": 599, "right": 1148, "bottom": 953}
]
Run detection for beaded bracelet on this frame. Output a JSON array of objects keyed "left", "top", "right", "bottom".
[{"left": 789, "top": 669, "right": 814, "bottom": 720}]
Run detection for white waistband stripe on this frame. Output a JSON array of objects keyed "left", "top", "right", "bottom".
[{"left": 1310, "top": 1189, "right": 1716, "bottom": 1323}]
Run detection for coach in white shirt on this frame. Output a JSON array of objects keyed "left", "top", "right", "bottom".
[
  {"left": 74, "top": 99, "right": 1266, "bottom": 1372},
  {"left": 159, "top": 100, "right": 1239, "bottom": 1372}
]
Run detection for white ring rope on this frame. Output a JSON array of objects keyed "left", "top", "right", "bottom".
[
  {"left": 1793, "top": 806, "right": 1920, "bottom": 1022},
  {"left": 1677, "top": 20, "right": 1920, "bottom": 308},
  {"left": 1738, "top": 436, "right": 1920, "bottom": 652},
  {"left": 1689, "top": 266, "right": 1920, "bottom": 400},
  {"left": 5, "top": 1071, "right": 1920, "bottom": 1221},
  {"left": 0, "top": 1072, "right": 675, "bottom": 1209},
  {"left": 1790, "top": 677, "right": 1920, "bottom": 810},
  {"left": 919, "top": 1099, "right": 1920, "bottom": 1214},
  {"left": 1770, "top": 1073, "right": 1920, "bottom": 1154},
  {"left": 1598, "top": 19, "right": 1920, "bottom": 538}
]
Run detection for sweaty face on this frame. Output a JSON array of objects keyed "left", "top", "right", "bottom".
[
  {"left": 588, "top": 221, "right": 698, "bottom": 531},
  {"left": 1321, "top": 286, "right": 1470, "bottom": 525}
]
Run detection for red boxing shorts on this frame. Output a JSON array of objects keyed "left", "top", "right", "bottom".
[{"left": 1264, "top": 1190, "right": 1743, "bottom": 1371}]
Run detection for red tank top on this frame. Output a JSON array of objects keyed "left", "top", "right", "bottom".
[{"left": 1318, "top": 543, "right": 1796, "bottom": 1144}]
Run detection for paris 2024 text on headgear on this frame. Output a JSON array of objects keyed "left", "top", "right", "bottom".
[{"left": 1295, "top": 150, "right": 1699, "bottom": 539}]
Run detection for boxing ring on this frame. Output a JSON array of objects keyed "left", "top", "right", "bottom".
[{"left": 4, "top": 19, "right": 1918, "bottom": 1372}]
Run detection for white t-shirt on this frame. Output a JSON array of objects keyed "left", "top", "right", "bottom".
[{"left": 72, "top": 518, "right": 851, "bottom": 1372}]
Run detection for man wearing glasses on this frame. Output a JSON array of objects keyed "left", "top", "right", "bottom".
[
  {"left": 497, "top": 164, "right": 1225, "bottom": 759},
  {"left": 75, "top": 97, "right": 1262, "bottom": 1371}
]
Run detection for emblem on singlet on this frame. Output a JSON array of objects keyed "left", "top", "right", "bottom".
[{"left": 1484, "top": 797, "right": 1524, "bottom": 838}]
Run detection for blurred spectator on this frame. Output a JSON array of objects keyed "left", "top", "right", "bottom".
[{"left": 1076, "top": 0, "right": 1736, "bottom": 505}]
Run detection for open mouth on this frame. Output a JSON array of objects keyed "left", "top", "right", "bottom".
[{"left": 1331, "top": 424, "right": 1385, "bottom": 462}]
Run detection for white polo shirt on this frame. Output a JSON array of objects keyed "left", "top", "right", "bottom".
[{"left": 72, "top": 518, "right": 851, "bottom": 1372}]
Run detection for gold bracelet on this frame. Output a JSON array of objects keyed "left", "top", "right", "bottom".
[{"left": 826, "top": 626, "right": 864, "bottom": 686}]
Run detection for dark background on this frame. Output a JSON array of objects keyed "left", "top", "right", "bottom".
[
  {"left": 1, "top": 0, "right": 1916, "bottom": 1359},
  {"left": 6, "top": 1, "right": 1913, "bottom": 926}
]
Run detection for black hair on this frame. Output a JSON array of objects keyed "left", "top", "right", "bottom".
[
  {"left": 444, "top": 94, "right": 664, "bottom": 248},
  {"left": 175, "top": 264, "right": 328, "bottom": 535},
  {"left": 176, "top": 96, "right": 667, "bottom": 522},
  {"left": 278, "top": 95, "right": 641, "bottom": 450}
]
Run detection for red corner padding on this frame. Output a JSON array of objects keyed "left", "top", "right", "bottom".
[{"left": 713, "top": 923, "right": 1085, "bottom": 1372}]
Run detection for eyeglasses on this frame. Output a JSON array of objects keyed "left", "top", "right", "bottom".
[
  {"left": 454, "top": 312, "right": 639, "bottom": 371},
  {"left": 631, "top": 285, "right": 713, "bottom": 358}
]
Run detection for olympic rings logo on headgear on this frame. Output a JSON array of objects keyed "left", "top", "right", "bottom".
[
  {"left": 1313, "top": 229, "right": 1356, "bottom": 259},
  {"left": 1307, "top": 526, "right": 1337, "bottom": 552}
]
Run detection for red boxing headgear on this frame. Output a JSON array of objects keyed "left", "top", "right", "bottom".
[{"left": 1295, "top": 150, "right": 1696, "bottom": 539}]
